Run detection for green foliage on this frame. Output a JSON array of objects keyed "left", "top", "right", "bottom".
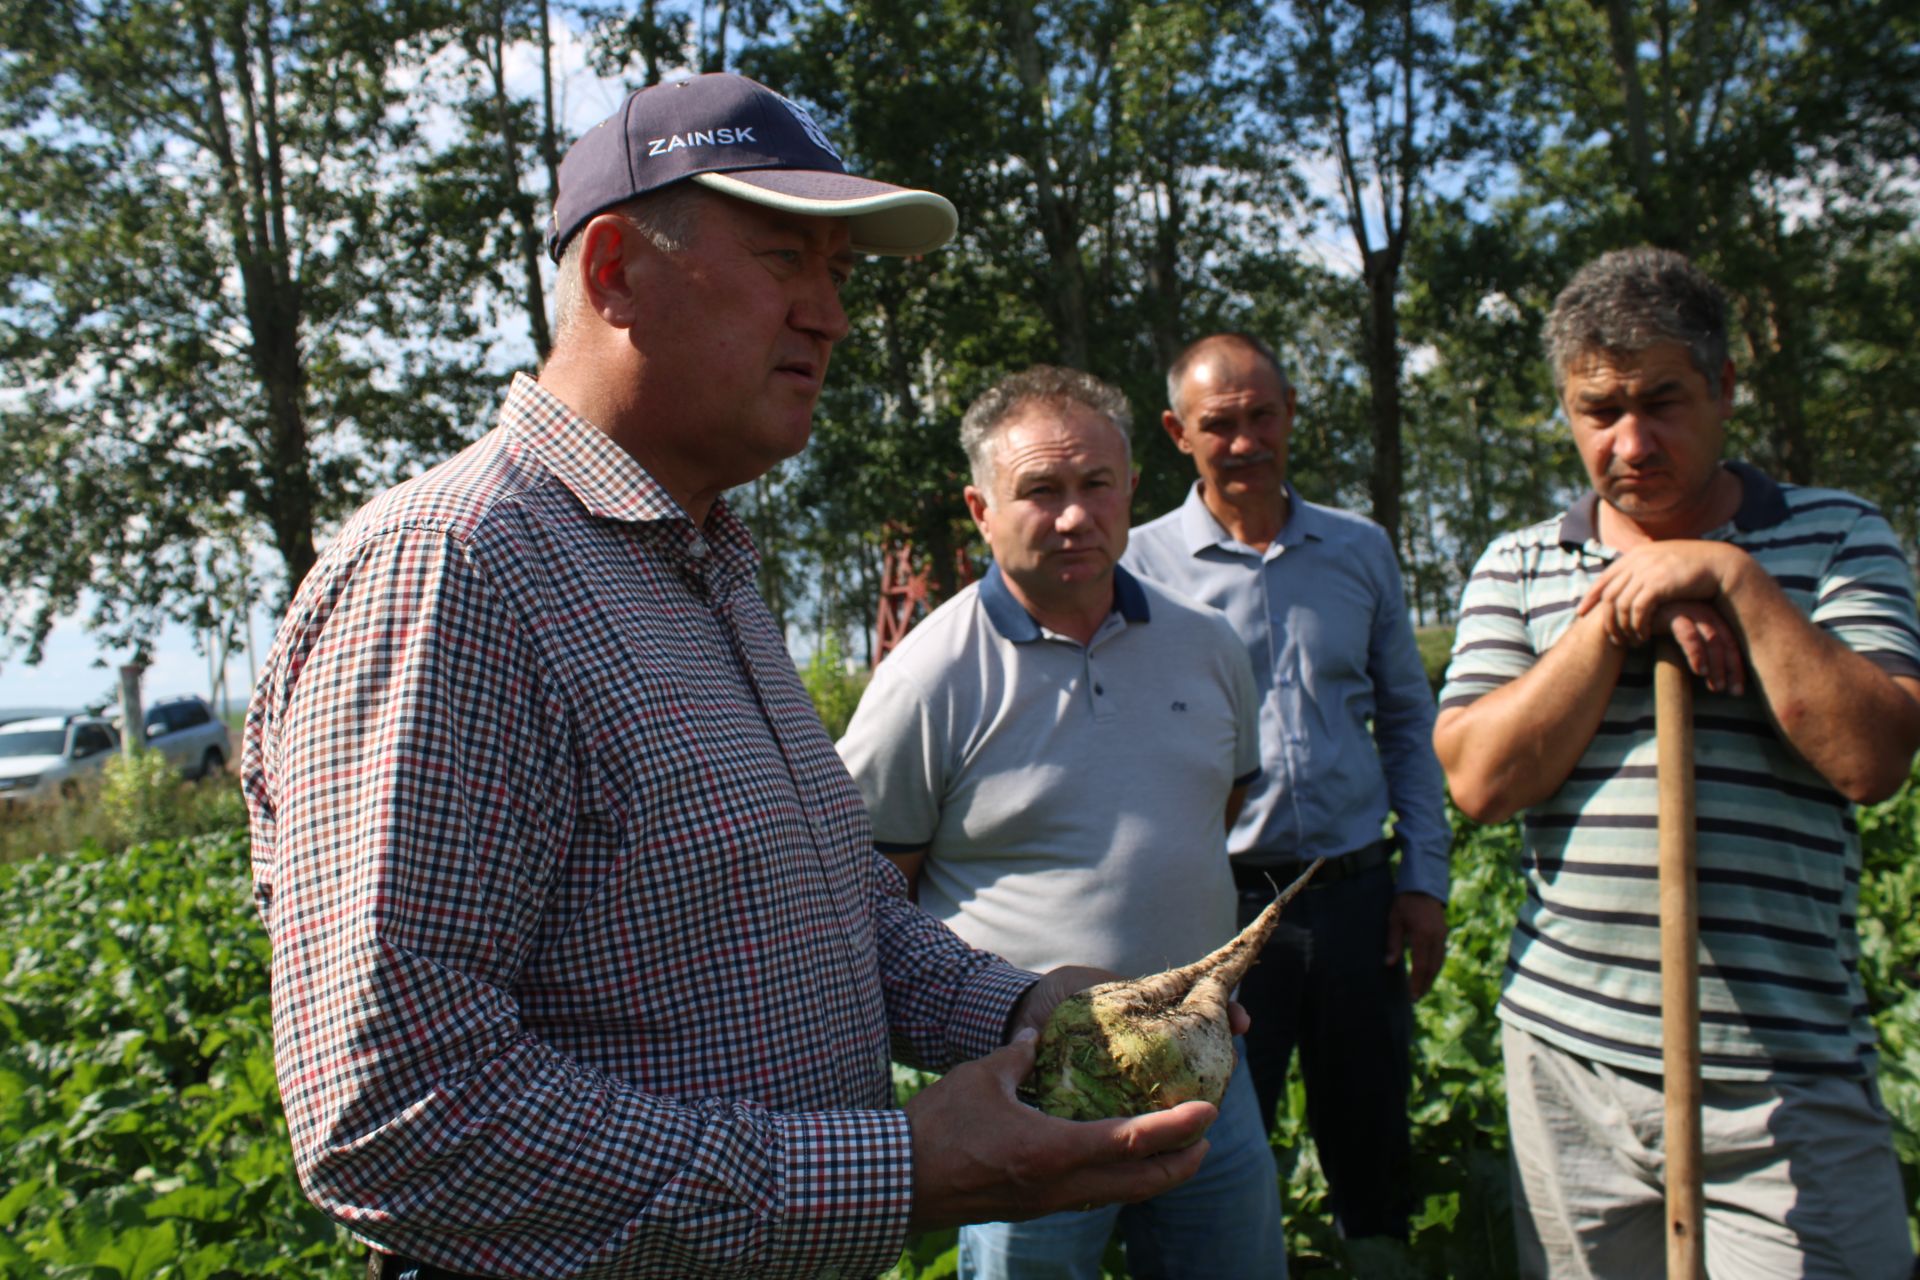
[
  {"left": 4, "top": 764, "right": 1918, "bottom": 1274},
  {"left": 0, "top": 0, "right": 498, "bottom": 652},
  {"left": 1413, "top": 626, "right": 1454, "bottom": 694},
  {"left": 1857, "top": 769, "right": 1920, "bottom": 1229},
  {"left": 0, "top": 831, "right": 358, "bottom": 1276},
  {"left": 1274, "top": 813, "right": 1525, "bottom": 1278},
  {"left": 801, "top": 633, "right": 871, "bottom": 741},
  {"left": 98, "top": 749, "right": 250, "bottom": 850}
]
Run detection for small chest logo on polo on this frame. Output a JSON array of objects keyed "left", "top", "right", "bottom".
[
  {"left": 1171, "top": 701, "right": 1188, "bottom": 712},
  {"left": 775, "top": 93, "right": 842, "bottom": 161},
  {"left": 645, "top": 126, "right": 758, "bottom": 157}
]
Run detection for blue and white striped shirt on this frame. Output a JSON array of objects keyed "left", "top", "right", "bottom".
[{"left": 1442, "top": 461, "right": 1920, "bottom": 1080}]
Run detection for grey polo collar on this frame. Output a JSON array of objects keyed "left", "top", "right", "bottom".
[
  {"left": 1177, "top": 480, "right": 1324, "bottom": 555},
  {"left": 978, "top": 562, "right": 1151, "bottom": 643},
  {"left": 1558, "top": 460, "right": 1789, "bottom": 549}
]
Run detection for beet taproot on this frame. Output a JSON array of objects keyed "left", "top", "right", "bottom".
[{"left": 1027, "top": 859, "right": 1324, "bottom": 1120}]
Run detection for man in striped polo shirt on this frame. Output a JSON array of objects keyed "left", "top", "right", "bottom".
[{"left": 1436, "top": 247, "right": 1920, "bottom": 1278}]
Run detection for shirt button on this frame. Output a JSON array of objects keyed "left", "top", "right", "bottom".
[
  {"left": 686, "top": 536, "right": 709, "bottom": 560},
  {"left": 1094, "top": 684, "right": 1105, "bottom": 695}
]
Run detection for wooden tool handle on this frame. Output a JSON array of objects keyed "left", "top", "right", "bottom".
[{"left": 1656, "top": 638, "right": 1705, "bottom": 1279}]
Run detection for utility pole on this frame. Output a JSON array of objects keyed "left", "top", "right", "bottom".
[{"left": 117, "top": 664, "right": 147, "bottom": 755}]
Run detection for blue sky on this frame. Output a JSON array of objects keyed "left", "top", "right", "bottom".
[{"left": 0, "top": 610, "right": 268, "bottom": 719}]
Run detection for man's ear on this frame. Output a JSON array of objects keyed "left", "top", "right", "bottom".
[
  {"left": 1715, "top": 358, "right": 1736, "bottom": 418},
  {"left": 579, "top": 215, "right": 641, "bottom": 327},
  {"left": 964, "top": 485, "right": 993, "bottom": 542},
  {"left": 1161, "top": 409, "right": 1191, "bottom": 453}
]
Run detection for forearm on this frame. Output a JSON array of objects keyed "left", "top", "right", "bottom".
[
  {"left": 871, "top": 864, "right": 1037, "bottom": 1068},
  {"left": 1435, "top": 609, "right": 1625, "bottom": 822},
  {"left": 275, "top": 943, "right": 912, "bottom": 1277},
  {"left": 1719, "top": 565, "right": 1920, "bottom": 800}
]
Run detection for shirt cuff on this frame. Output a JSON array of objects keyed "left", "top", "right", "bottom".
[
  {"left": 949, "top": 960, "right": 1044, "bottom": 1062},
  {"left": 767, "top": 1107, "right": 915, "bottom": 1277},
  {"left": 1393, "top": 842, "right": 1451, "bottom": 903}
]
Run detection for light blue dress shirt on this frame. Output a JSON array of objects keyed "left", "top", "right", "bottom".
[{"left": 1122, "top": 482, "right": 1451, "bottom": 900}]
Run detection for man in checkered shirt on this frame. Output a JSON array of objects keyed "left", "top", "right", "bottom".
[{"left": 243, "top": 74, "right": 1221, "bottom": 1280}]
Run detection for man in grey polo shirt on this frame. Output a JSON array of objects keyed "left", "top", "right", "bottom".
[
  {"left": 1122, "top": 332, "right": 1450, "bottom": 1245},
  {"left": 838, "top": 365, "right": 1285, "bottom": 1279},
  {"left": 1437, "top": 247, "right": 1920, "bottom": 1276}
]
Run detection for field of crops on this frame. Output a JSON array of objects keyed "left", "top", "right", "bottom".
[{"left": 2, "top": 772, "right": 1915, "bottom": 1277}]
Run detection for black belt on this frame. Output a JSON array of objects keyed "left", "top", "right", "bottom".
[
  {"left": 368, "top": 1252, "right": 490, "bottom": 1280},
  {"left": 1231, "top": 838, "right": 1392, "bottom": 893}
]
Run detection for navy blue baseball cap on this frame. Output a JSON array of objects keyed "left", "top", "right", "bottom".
[{"left": 547, "top": 73, "right": 958, "bottom": 262}]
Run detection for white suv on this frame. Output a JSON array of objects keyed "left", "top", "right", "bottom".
[
  {"left": 138, "top": 696, "right": 232, "bottom": 780},
  {"left": 0, "top": 715, "right": 122, "bottom": 804}
]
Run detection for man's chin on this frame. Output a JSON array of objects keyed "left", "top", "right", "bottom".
[
  {"left": 1214, "top": 471, "right": 1275, "bottom": 496},
  {"left": 1049, "top": 556, "right": 1112, "bottom": 582},
  {"left": 1602, "top": 488, "right": 1671, "bottom": 518}
]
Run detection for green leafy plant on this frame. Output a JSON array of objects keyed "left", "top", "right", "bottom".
[
  {"left": 801, "top": 632, "right": 871, "bottom": 741},
  {"left": 5, "top": 767, "right": 1915, "bottom": 1276},
  {"left": 0, "top": 832, "right": 358, "bottom": 1277}
]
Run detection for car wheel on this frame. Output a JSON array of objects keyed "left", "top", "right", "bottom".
[{"left": 200, "top": 747, "right": 226, "bottom": 779}]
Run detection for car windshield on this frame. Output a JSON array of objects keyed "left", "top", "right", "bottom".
[{"left": 0, "top": 730, "right": 65, "bottom": 757}]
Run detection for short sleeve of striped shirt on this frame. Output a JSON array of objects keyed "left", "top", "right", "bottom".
[
  {"left": 1805, "top": 501, "right": 1920, "bottom": 678},
  {"left": 1439, "top": 527, "right": 1550, "bottom": 711}
]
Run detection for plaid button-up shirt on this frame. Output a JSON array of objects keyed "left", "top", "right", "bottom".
[{"left": 244, "top": 374, "right": 1033, "bottom": 1278}]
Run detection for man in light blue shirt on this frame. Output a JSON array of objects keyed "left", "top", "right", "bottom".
[{"left": 1122, "top": 332, "right": 1450, "bottom": 1244}]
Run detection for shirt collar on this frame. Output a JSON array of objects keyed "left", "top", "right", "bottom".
[
  {"left": 1557, "top": 460, "right": 1788, "bottom": 549},
  {"left": 1177, "top": 479, "right": 1322, "bottom": 553},
  {"left": 499, "top": 372, "right": 760, "bottom": 581},
  {"left": 978, "top": 562, "right": 1151, "bottom": 643}
]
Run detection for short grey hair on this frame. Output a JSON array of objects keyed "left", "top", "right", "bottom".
[
  {"left": 1544, "top": 247, "right": 1729, "bottom": 392},
  {"left": 1165, "top": 332, "right": 1290, "bottom": 418},
  {"left": 551, "top": 183, "right": 709, "bottom": 343},
  {"left": 960, "top": 365, "right": 1133, "bottom": 499}
]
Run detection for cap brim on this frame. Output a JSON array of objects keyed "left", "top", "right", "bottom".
[{"left": 692, "top": 170, "right": 957, "bottom": 257}]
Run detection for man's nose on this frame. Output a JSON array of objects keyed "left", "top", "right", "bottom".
[
  {"left": 1056, "top": 498, "right": 1092, "bottom": 531},
  {"left": 1613, "top": 412, "right": 1660, "bottom": 461},
  {"left": 793, "top": 273, "right": 850, "bottom": 344}
]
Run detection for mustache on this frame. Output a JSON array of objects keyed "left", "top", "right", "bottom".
[{"left": 1218, "top": 451, "right": 1277, "bottom": 470}]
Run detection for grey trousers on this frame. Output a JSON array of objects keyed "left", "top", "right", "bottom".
[{"left": 1503, "top": 1022, "right": 1914, "bottom": 1280}]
